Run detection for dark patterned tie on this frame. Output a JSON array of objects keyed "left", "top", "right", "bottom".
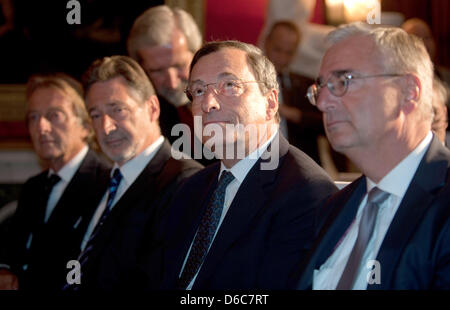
[
  {"left": 177, "top": 170, "right": 235, "bottom": 289},
  {"left": 336, "top": 187, "right": 389, "bottom": 290},
  {"left": 62, "top": 168, "right": 122, "bottom": 290}
]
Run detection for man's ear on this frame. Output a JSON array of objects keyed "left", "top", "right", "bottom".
[
  {"left": 266, "top": 88, "right": 279, "bottom": 121},
  {"left": 145, "top": 95, "right": 160, "bottom": 123},
  {"left": 401, "top": 74, "right": 421, "bottom": 115}
]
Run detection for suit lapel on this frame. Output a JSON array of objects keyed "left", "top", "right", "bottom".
[
  {"left": 163, "top": 167, "right": 219, "bottom": 284},
  {"left": 193, "top": 134, "right": 288, "bottom": 287},
  {"left": 87, "top": 141, "right": 172, "bottom": 256},
  {"left": 370, "top": 136, "right": 450, "bottom": 289},
  {"left": 47, "top": 150, "right": 110, "bottom": 234},
  {"left": 296, "top": 177, "right": 366, "bottom": 289}
]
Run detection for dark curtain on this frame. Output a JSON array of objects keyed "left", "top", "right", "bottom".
[{"left": 382, "top": 0, "right": 450, "bottom": 68}]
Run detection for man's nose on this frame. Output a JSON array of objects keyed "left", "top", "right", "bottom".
[
  {"left": 37, "top": 116, "right": 52, "bottom": 133},
  {"left": 201, "top": 86, "right": 220, "bottom": 113},
  {"left": 316, "top": 87, "right": 338, "bottom": 112},
  {"left": 101, "top": 114, "right": 117, "bottom": 135},
  {"left": 165, "top": 67, "right": 181, "bottom": 90}
]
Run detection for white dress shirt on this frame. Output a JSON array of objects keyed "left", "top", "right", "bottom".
[
  {"left": 180, "top": 132, "right": 278, "bottom": 289},
  {"left": 81, "top": 136, "right": 164, "bottom": 251},
  {"left": 313, "top": 132, "right": 433, "bottom": 290}
]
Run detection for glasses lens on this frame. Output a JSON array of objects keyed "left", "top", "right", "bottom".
[
  {"left": 307, "top": 84, "right": 318, "bottom": 106},
  {"left": 219, "top": 80, "right": 244, "bottom": 97},
  {"left": 184, "top": 88, "right": 193, "bottom": 101},
  {"left": 328, "top": 74, "right": 348, "bottom": 97}
]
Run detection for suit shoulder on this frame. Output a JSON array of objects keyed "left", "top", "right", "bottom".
[
  {"left": 21, "top": 170, "right": 47, "bottom": 189},
  {"left": 172, "top": 161, "right": 218, "bottom": 191},
  {"left": 284, "top": 145, "right": 334, "bottom": 183},
  {"left": 83, "top": 149, "right": 112, "bottom": 171},
  {"left": 166, "top": 156, "right": 204, "bottom": 178}
]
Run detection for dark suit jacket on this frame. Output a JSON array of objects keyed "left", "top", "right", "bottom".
[
  {"left": 2, "top": 149, "right": 111, "bottom": 290},
  {"left": 147, "top": 134, "right": 337, "bottom": 290},
  {"left": 279, "top": 72, "right": 324, "bottom": 164},
  {"left": 81, "top": 139, "right": 203, "bottom": 290},
  {"left": 293, "top": 135, "right": 450, "bottom": 290}
]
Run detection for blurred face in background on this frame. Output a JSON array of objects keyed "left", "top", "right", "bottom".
[
  {"left": 27, "top": 87, "right": 88, "bottom": 170},
  {"left": 264, "top": 25, "right": 299, "bottom": 73},
  {"left": 137, "top": 29, "right": 193, "bottom": 107}
]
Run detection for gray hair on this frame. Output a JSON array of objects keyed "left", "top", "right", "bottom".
[
  {"left": 326, "top": 22, "right": 434, "bottom": 125},
  {"left": 127, "top": 5, "right": 202, "bottom": 61}
]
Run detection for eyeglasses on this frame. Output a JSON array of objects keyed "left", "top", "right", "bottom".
[
  {"left": 306, "top": 72, "right": 404, "bottom": 106},
  {"left": 184, "top": 79, "right": 263, "bottom": 102}
]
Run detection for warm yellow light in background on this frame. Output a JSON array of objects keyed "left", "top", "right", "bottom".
[
  {"left": 325, "top": 0, "right": 380, "bottom": 25},
  {"left": 344, "top": 0, "right": 380, "bottom": 23}
]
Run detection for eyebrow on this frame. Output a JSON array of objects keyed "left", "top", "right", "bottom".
[
  {"left": 190, "top": 72, "right": 239, "bottom": 85},
  {"left": 317, "top": 69, "right": 354, "bottom": 82},
  {"left": 87, "top": 102, "right": 123, "bottom": 114}
]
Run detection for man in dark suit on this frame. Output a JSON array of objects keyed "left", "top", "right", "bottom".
[
  {"left": 293, "top": 22, "right": 450, "bottom": 290},
  {"left": 67, "top": 55, "right": 202, "bottom": 290},
  {"left": 0, "top": 73, "right": 111, "bottom": 290},
  {"left": 145, "top": 40, "right": 337, "bottom": 290},
  {"left": 264, "top": 20, "right": 324, "bottom": 164}
]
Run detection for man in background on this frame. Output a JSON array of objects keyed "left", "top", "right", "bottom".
[
  {"left": 264, "top": 20, "right": 324, "bottom": 165},
  {"left": 127, "top": 5, "right": 202, "bottom": 146}
]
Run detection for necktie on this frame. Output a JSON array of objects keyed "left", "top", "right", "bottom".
[
  {"left": 177, "top": 170, "right": 235, "bottom": 289},
  {"left": 44, "top": 174, "right": 62, "bottom": 196},
  {"left": 63, "top": 168, "right": 122, "bottom": 290},
  {"left": 27, "top": 174, "right": 61, "bottom": 249},
  {"left": 41, "top": 174, "right": 61, "bottom": 219},
  {"left": 336, "top": 187, "right": 389, "bottom": 290}
]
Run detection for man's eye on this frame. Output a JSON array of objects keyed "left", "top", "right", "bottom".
[
  {"left": 223, "top": 81, "right": 239, "bottom": 89},
  {"left": 48, "top": 111, "right": 65, "bottom": 123},
  {"left": 113, "top": 107, "right": 126, "bottom": 115},
  {"left": 90, "top": 112, "right": 100, "bottom": 119},
  {"left": 193, "top": 87, "right": 205, "bottom": 97}
]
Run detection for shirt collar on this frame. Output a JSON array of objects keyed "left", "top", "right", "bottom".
[
  {"left": 366, "top": 131, "right": 433, "bottom": 198},
  {"left": 49, "top": 145, "right": 88, "bottom": 182},
  {"left": 112, "top": 136, "right": 164, "bottom": 186},
  {"left": 219, "top": 131, "right": 277, "bottom": 183}
]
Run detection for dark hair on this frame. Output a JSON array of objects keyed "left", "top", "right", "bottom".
[
  {"left": 82, "top": 55, "right": 155, "bottom": 104},
  {"left": 190, "top": 40, "right": 278, "bottom": 96},
  {"left": 266, "top": 20, "right": 301, "bottom": 44}
]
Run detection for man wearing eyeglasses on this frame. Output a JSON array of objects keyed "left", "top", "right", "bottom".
[
  {"left": 293, "top": 23, "right": 450, "bottom": 290},
  {"left": 145, "top": 40, "right": 337, "bottom": 290}
]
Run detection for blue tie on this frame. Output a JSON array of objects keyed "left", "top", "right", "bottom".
[
  {"left": 178, "top": 170, "right": 235, "bottom": 289},
  {"left": 63, "top": 168, "right": 122, "bottom": 290}
]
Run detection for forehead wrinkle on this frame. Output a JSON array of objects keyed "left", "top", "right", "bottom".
[{"left": 190, "top": 72, "right": 239, "bottom": 85}]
